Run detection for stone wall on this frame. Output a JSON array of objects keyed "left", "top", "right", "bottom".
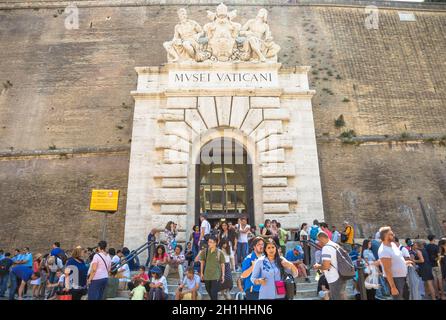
[{"left": 0, "top": 2, "right": 445, "bottom": 252}]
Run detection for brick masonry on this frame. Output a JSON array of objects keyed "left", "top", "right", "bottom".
[{"left": 0, "top": 3, "right": 445, "bottom": 252}]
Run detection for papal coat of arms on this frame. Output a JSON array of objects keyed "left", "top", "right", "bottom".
[{"left": 163, "top": 3, "right": 281, "bottom": 63}]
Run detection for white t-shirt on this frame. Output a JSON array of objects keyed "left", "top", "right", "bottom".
[
  {"left": 118, "top": 263, "right": 131, "bottom": 282},
  {"left": 152, "top": 276, "right": 168, "bottom": 295},
  {"left": 237, "top": 224, "right": 251, "bottom": 243},
  {"left": 111, "top": 255, "right": 120, "bottom": 265},
  {"left": 201, "top": 220, "right": 211, "bottom": 237},
  {"left": 378, "top": 242, "right": 408, "bottom": 278},
  {"left": 321, "top": 240, "right": 339, "bottom": 284}
]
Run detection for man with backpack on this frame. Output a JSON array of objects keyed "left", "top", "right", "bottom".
[
  {"left": 199, "top": 236, "right": 225, "bottom": 300},
  {"left": 240, "top": 236, "right": 265, "bottom": 300},
  {"left": 0, "top": 252, "right": 13, "bottom": 297},
  {"left": 313, "top": 231, "right": 355, "bottom": 300}
]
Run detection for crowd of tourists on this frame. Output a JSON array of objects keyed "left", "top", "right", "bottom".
[{"left": 1, "top": 216, "right": 445, "bottom": 300}]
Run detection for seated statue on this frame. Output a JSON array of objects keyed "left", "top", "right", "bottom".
[
  {"left": 239, "top": 8, "right": 281, "bottom": 62},
  {"left": 163, "top": 8, "right": 203, "bottom": 62}
]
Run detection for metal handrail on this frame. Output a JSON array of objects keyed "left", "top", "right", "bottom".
[{"left": 111, "top": 240, "right": 163, "bottom": 273}]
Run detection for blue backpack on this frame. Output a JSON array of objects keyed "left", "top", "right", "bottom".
[{"left": 310, "top": 226, "right": 319, "bottom": 241}]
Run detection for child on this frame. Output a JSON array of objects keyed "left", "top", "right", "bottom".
[
  {"left": 46, "top": 270, "right": 63, "bottom": 300},
  {"left": 130, "top": 278, "right": 146, "bottom": 300},
  {"left": 148, "top": 266, "right": 168, "bottom": 300}
]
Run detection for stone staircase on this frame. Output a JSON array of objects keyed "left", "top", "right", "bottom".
[{"left": 109, "top": 270, "right": 356, "bottom": 301}]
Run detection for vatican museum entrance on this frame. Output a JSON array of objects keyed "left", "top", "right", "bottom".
[{"left": 195, "top": 138, "right": 254, "bottom": 226}]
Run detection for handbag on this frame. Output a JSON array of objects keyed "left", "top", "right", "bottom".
[{"left": 275, "top": 280, "right": 286, "bottom": 295}]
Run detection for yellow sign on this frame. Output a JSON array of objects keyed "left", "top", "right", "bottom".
[{"left": 90, "top": 189, "right": 119, "bottom": 212}]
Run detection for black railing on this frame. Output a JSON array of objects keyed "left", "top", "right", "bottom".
[{"left": 111, "top": 240, "right": 163, "bottom": 273}]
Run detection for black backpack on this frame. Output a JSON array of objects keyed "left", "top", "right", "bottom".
[
  {"left": 0, "top": 259, "right": 11, "bottom": 275},
  {"left": 56, "top": 252, "right": 68, "bottom": 265}
]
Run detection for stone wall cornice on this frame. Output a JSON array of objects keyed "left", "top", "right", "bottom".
[{"left": 1, "top": 1, "right": 446, "bottom": 13}]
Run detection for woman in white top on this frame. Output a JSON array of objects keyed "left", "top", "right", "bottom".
[
  {"left": 219, "top": 239, "right": 233, "bottom": 299},
  {"left": 148, "top": 266, "right": 168, "bottom": 300}
]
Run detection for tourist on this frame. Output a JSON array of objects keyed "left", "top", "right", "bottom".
[
  {"left": 218, "top": 220, "right": 237, "bottom": 270},
  {"left": 128, "top": 266, "right": 149, "bottom": 291},
  {"left": 309, "top": 220, "right": 321, "bottom": 265},
  {"left": 46, "top": 252, "right": 63, "bottom": 284},
  {"left": 50, "top": 242, "right": 65, "bottom": 258},
  {"left": 439, "top": 239, "right": 446, "bottom": 298},
  {"left": 241, "top": 236, "right": 265, "bottom": 300},
  {"left": 320, "top": 223, "right": 332, "bottom": 240},
  {"left": 109, "top": 248, "right": 120, "bottom": 266},
  {"left": 65, "top": 247, "right": 88, "bottom": 300},
  {"left": 313, "top": 231, "right": 349, "bottom": 300},
  {"left": 219, "top": 239, "right": 233, "bottom": 299},
  {"left": 277, "top": 222, "right": 289, "bottom": 255},
  {"left": 236, "top": 217, "right": 251, "bottom": 270},
  {"left": 30, "top": 253, "right": 43, "bottom": 299},
  {"left": 200, "top": 236, "right": 225, "bottom": 300},
  {"left": 87, "top": 240, "right": 111, "bottom": 300},
  {"left": 425, "top": 235, "right": 444, "bottom": 299},
  {"left": 361, "top": 239, "right": 379, "bottom": 300},
  {"left": 251, "top": 238, "right": 298, "bottom": 300},
  {"left": 9, "top": 265, "right": 40, "bottom": 300},
  {"left": 0, "top": 252, "right": 13, "bottom": 297},
  {"left": 148, "top": 266, "right": 168, "bottom": 300},
  {"left": 11, "top": 248, "right": 23, "bottom": 265},
  {"left": 190, "top": 225, "right": 201, "bottom": 260},
  {"left": 212, "top": 221, "right": 221, "bottom": 238},
  {"left": 377, "top": 226, "right": 413, "bottom": 300},
  {"left": 412, "top": 240, "right": 436, "bottom": 300},
  {"left": 299, "top": 223, "right": 311, "bottom": 266},
  {"left": 331, "top": 226, "right": 341, "bottom": 244},
  {"left": 164, "top": 244, "right": 185, "bottom": 281},
  {"left": 395, "top": 237, "right": 411, "bottom": 260},
  {"left": 270, "top": 220, "right": 281, "bottom": 246},
  {"left": 317, "top": 274, "right": 330, "bottom": 300},
  {"left": 117, "top": 258, "right": 131, "bottom": 290},
  {"left": 260, "top": 219, "right": 273, "bottom": 238},
  {"left": 285, "top": 245, "right": 310, "bottom": 282},
  {"left": 184, "top": 242, "right": 194, "bottom": 267},
  {"left": 16, "top": 247, "right": 33, "bottom": 269},
  {"left": 164, "top": 221, "right": 178, "bottom": 255},
  {"left": 46, "top": 269, "right": 63, "bottom": 300},
  {"left": 199, "top": 213, "right": 212, "bottom": 247},
  {"left": 341, "top": 221, "right": 354, "bottom": 252},
  {"left": 151, "top": 245, "right": 169, "bottom": 274},
  {"left": 130, "top": 278, "right": 146, "bottom": 300},
  {"left": 175, "top": 266, "right": 202, "bottom": 300},
  {"left": 145, "top": 228, "right": 158, "bottom": 267}
]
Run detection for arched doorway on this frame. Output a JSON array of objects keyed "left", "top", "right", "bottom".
[{"left": 195, "top": 137, "right": 254, "bottom": 226}]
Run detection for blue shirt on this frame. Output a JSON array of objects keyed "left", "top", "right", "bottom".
[
  {"left": 251, "top": 256, "right": 284, "bottom": 300},
  {"left": 66, "top": 258, "right": 88, "bottom": 288},
  {"left": 349, "top": 250, "right": 359, "bottom": 262},
  {"left": 12, "top": 254, "right": 23, "bottom": 263},
  {"left": 241, "top": 252, "right": 263, "bottom": 293},
  {"left": 285, "top": 249, "right": 304, "bottom": 262},
  {"left": 51, "top": 248, "right": 64, "bottom": 257},
  {"left": 22, "top": 253, "right": 33, "bottom": 268},
  {"left": 11, "top": 265, "right": 34, "bottom": 281}
]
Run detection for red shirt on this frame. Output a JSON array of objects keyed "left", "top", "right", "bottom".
[{"left": 133, "top": 272, "right": 149, "bottom": 283}]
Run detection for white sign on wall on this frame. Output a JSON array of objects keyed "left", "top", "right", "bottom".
[{"left": 168, "top": 71, "right": 279, "bottom": 89}]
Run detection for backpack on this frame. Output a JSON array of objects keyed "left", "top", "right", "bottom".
[
  {"left": 202, "top": 248, "right": 223, "bottom": 280},
  {"left": 326, "top": 244, "right": 355, "bottom": 280},
  {"left": 56, "top": 252, "right": 68, "bottom": 265},
  {"left": 341, "top": 226, "right": 352, "bottom": 243},
  {"left": 310, "top": 226, "right": 319, "bottom": 241},
  {"left": 0, "top": 259, "right": 11, "bottom": 275}
]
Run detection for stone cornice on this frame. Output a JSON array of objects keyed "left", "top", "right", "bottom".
[{"left": 1, "top": 1, "right": 446, "bottom": 12}]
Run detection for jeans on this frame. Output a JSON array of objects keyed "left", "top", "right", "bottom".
[
  {"left": 88, "top": 277, "right": 108, "bottom": 300},
  {"left": 237, "top": 242, "right": 248, "bottom": 266},
  {"left": 329, "top": 277, "right": 347, "bottom": 300},
  {"left": 0, "top": 273, "right": 9, "bottom": 296},
  {"left": 8, "top": 272, "right": 18, "bottom": 300},
  {"left": 204, "top": 280, "right": 219, "bottom": 300}
]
